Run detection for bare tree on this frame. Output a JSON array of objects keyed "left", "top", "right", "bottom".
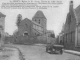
[{"left": 16, "top": 14, "right": 22, "bottom": 28}]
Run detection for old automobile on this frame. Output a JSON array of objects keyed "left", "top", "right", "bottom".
[{"left": 46, "top": 44, "right": 64, "bottom": 54}]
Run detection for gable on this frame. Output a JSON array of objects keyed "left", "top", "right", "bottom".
[{"left": 75, "top": 5, "right": 80, "bottom": 23}]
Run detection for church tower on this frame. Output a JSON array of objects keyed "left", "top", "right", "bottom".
[{"left": 32, "top": 10, "right": 47, "bottom": 33}]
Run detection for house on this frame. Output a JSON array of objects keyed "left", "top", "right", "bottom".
[
  {"left": 0, "top": 12, "right": 6, "bottom": 45},
  {"left": 61, "top": 0, "right": 80, "bottom": 51},
  {"left": 0, "top": 12, "right": 6, "bottom": 31}
]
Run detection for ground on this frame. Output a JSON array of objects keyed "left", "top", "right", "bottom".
[
  {"left": 0, "top": 46, "right": 20, "bottom": 60},
  {"left": 7, "top": 44, "right": 80, "bottom": 60}
]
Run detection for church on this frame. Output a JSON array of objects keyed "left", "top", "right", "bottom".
[{"left": 12, "top": 10, "right": 47, "bottom": 44}]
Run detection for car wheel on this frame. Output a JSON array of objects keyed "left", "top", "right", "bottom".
[{"left": 60, "top": 50, "right": 63, "bottom": 54}]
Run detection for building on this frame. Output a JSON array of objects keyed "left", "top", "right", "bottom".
[
  {"left": 32, "top": 20, "right": 44, "bottom": 36},
  {"left": 13, "top": 13, "right": 45, "bottom": 44},
  {"left": 0, "top": 12, "right": 6, "bottom": 32},
  {"left": 46, "top": 30, "right": 55, "bottom": 37},
  {"left": 61, "top": 0, "right": 80, "bottom": 51},
  {"left": 9, "top": 10, "right": 48, "bottom": 44},
  {"left": 42, "top": 30, "right": 55, "bottom": 44},
  {"left": 17, "top": 17, "right": 44, "bottom": 36},
  {"left": 32, "top": 10, "right": 47, "bottom": 34},
  {"left": 58, "top": 23, "right": 65, "bottom": 45},
  {"left": 0, "top": 12, "right": 6, "bottom": 45}
]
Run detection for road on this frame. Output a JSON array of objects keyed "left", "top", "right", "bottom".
[{"left": 8, "top": 44, "right": 80, "bottom": 60}]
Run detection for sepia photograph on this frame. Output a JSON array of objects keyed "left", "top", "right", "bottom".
[{"left": 0, "top": 0, "right": 80, "bottom": 60}]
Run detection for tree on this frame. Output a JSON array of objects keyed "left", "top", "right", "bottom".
[
  {"left": 16, "top": 14, "right": 22, "bottom": 27},
  {"left": 50, "top": 33, "right": 55, "bottom": 38}
]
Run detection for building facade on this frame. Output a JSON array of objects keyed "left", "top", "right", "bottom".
[
  {"left": 60, "top": 0, "right": 80, "bottom": 51},
  {"left": 0, "top": 12, "right": 6, "bottom": 45}
]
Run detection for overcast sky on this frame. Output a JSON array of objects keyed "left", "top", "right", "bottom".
[{"left": 0, "top": 0, "right": 80, "bottom": 36}]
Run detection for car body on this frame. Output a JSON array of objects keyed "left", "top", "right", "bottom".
[{"left": 46, "top": 44, "right": 64, "bottom": 54}]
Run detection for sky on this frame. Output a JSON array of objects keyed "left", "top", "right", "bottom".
[{"left": 0, "top": 0, "right": 80, "bottom": 36}]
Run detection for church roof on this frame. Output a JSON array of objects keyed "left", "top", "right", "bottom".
[
  {"left": 0, "top": 12, "right": 6, "bottom": 18},
  {"left": 32, "top": 10, "right": 46, "bottom": 19},
  {"left": 21, "top": 18, "right": 42, "bottom": 27}
]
